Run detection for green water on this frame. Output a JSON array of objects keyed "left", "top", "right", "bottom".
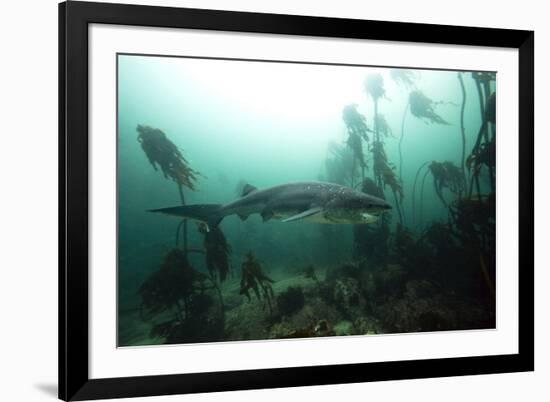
[{"left": 117, "top": 54, "right": 495, "bottom": 346}]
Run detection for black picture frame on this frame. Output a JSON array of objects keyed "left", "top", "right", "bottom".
[{"left": 59, "top": 1, "right": 534, "bottom": 400}]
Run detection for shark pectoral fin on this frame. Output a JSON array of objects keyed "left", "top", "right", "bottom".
[
  {"left": 261, "top": 209, "right": 274, "bottom": 222},
  {"left": 282, "top": 207, "right": 323, "bottom": 223},
  {"left": 362, "top": 212, "right": 379, "bottom": 223}
]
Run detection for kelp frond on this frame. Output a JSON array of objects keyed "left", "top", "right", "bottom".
[
  {"left": 409, "top": 90, "right": 450, "bottom": 125},
  {"left": 137, "top": 124, "right": 200, "bottom": 189}
]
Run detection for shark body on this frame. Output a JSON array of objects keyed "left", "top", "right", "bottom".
[{"left": 149, "top": 181, "right": 392, "bottom": 228}]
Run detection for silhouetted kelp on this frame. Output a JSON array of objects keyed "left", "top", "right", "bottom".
[
  {"left": 364, "top": 73, "right": 386, "bottom": 101},
  {"left": 239, "top": 252, "right": 275, "bottom": 314},
  {"left": 197, "top": 222, "right": 232, "bottom": 283},
  {"left": 137, "top": 124, "right": 202, "bottom": 254},
  {"left": 342, "top": 104, "right": 370, "bottom": 184},
  {"left": 390, "top": 68, "right": 419, "bottom": 89},
  {"left": 428, "top": 161, "right": 465, "bottom": 207},
  {"left": 398, "top": 89, "right": 452, "bottom": 191},
  {"left": 468, "top": 74, "right": 496, "bottom": 196},
  {"left": 324, "top": 141, "right": 356, "bottom": 186},
  {"left": 138, "top": 248, "right": 225, "bottom": 343},
  {"left": 137, "top": 124, "right": 200, "bottom": 189},
  {"left": 449, "top": 194, "right": 496, "bottom": 297},
  {"left": 408, "top": 90, "right": 451, "bottom": 126},
  {"left": 411, "top": 161, "right": 464, "bottom": 225},
  {"left": 362, "top": 73, "right": 404, "bottom": 225},
  {"left": 375, "top": 114, "right": 393, "bottom": 138}
]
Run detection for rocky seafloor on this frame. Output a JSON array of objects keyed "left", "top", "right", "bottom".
[{"left": 119, "top": 260, "right": 494, "bottom": 347}]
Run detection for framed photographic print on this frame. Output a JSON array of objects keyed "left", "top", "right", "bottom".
[{"left": 59, "top": 1, "right": 534, "bottom": 400}]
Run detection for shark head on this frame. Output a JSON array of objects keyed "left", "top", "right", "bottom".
[{"left": 324, "top": 191, "right": 392, "bottom": 224}]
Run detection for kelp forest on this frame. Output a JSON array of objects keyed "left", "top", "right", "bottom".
[{"left": 117, "top": 57, "right": 496, "bottom": 346}]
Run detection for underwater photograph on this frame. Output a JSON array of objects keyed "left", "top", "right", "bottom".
[{"left": 117, "top": 54, "right": 496, "bottom": 347}]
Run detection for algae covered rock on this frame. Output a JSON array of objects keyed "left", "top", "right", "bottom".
[
  {"left": 353, "top": 316, "right": 382, "bottom": 335},
  {"left": 269, "top": 319, "right": 335, "bottom": 339},
  {"left": 276, "top": 286, "right": 305, "bottom": 316},
  {"left": 333, "top": 320, "right": 354, "bottom": 336},
  {"left": 333, "top": 277, "right": 361, "bottom": 308}
]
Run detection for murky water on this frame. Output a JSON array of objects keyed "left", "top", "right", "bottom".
[{"left": 117, "top": 54, "right": 495, "bottom": 346}]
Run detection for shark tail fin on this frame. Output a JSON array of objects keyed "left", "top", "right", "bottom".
[{"left": 148, "top": 204, "right": 224, "bottom": 228}]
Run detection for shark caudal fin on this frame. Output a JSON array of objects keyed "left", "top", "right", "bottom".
[{"left": 148, "top": 204, "right": 224, "bottom": 228}]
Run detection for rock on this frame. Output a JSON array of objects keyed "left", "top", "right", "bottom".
[
  {"left": 333, "top": 278, "right": 361, "bottom": 308},
  {"left": 325, "top": 263, "right": 361, "bottom": 282},
  {"left": 333, "top": 320, "right": 354, "bottom": 336},
  {"left": 276, "top": 286, "right": 305, "bottom": 316},
  {"left": 353, "top": 316, "right": 381, "bottom": 334}
]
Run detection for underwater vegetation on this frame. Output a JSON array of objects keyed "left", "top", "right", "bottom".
[
  {"left": 137, "top": 124, "right": 205, "bottom": 256},
  {"left": 324, "top": 141, "right": 356, "bottom": 185},
  {"left": 118, "top": 63, "right": 496, "bottom": 346},
  {"left": 428, "top": 161, "right": 465, "bottom": 207},
  {"left": 364, "top": 73, "right": 386, "bottom": 101},
  {"left": 375, "top": 114, "right": 393, "bottom": 138},
  {"left": 137, "top": 124, "right": 200, "bottom": 190},
  {"left": 364, "top": 73, "right": 405, "bottom": 224},
  {"left": 390, "top": 68, "right": 419, "bottom": 89},
  {"left": 467, "top": 73, "right": 496, "bottom": 196},
  {"left": 239, "top": 252, "right": 276, "bottom": 314},
  {"left": 138, "top": 248, "right": 225, "bottom": 343},
  {"left": 408, "top": 90, "right": 451, "bottom": 126},
  {"left": 398, "top": 89, "right": 453, "bottom": 184},
  {"left": 342, "top": 104, "right": 370, "bottom": 184},
  {"left": 198, "top": 223, "right": 232, "bottom": 283}
]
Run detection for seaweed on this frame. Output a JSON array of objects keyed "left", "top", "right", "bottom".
[
  {"left": 137, "top": 124, "right": 200, "bottom": 189},
  {"left": 392, "top": 223, "right": 432, "bottom": 276},
  {"left": 139, "top": 248, "right": 197, "bottom": 322},
  {"left": 342, "top": 104, "right": 370, "bottom": 184},
  {"left": 364, "top": 73, "right": 386, "bottom": 101},
  {"left": 324, "top": 141, "right": 356, "bottom": 186},
  {"left": 398, "top": 89, "right": 451, "bottom": 187},
  {"left": 390, "top": 69, "right": 419, "bottom": 89},
  {"left": 428, "top": 161, "right": 465, "bottom": 207},
  {"left": 364, "top": 73, "right": 404, "bottom": 224},
  {"left": 408, "top": 90, "right": 451, "bottom": 125},
  {"left": 197, "top": 222, "right": 231, "bottom": 282},
  {"left": 375, "top": 114, "right": 393, "bottom": 138},
  {"left": 137, "top": 124, "right": 202, "bottom": 255},
  {"left": 342, "top": 104, "right": 370, "bottom": 142},
  {"left": 467, "top": 88, "right": 496, "bottom": 197},
  {"left": 371, "top": 140, "right": 404, "bottom": 224},
  {"left": 413, "top": 161, "right": 465, "bottom": 226},
  {"left": 411, "top": 161, "right": 430, "bottom": 227},
  {"left": 239, "top": 252, "right": 276, "bottom": 314},
  {"left": 457, "top": 73, "right": 468, "bottom": 187},
  {"left": 448, "top": 194, "right": 496, "bottom": 299},
  {"left": 138, "top": 248, "right": 226, "bottom": 343}
]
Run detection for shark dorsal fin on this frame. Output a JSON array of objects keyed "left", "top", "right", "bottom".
[{"left": 241, "top": 184, "right": 257, "bottom": 197}]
